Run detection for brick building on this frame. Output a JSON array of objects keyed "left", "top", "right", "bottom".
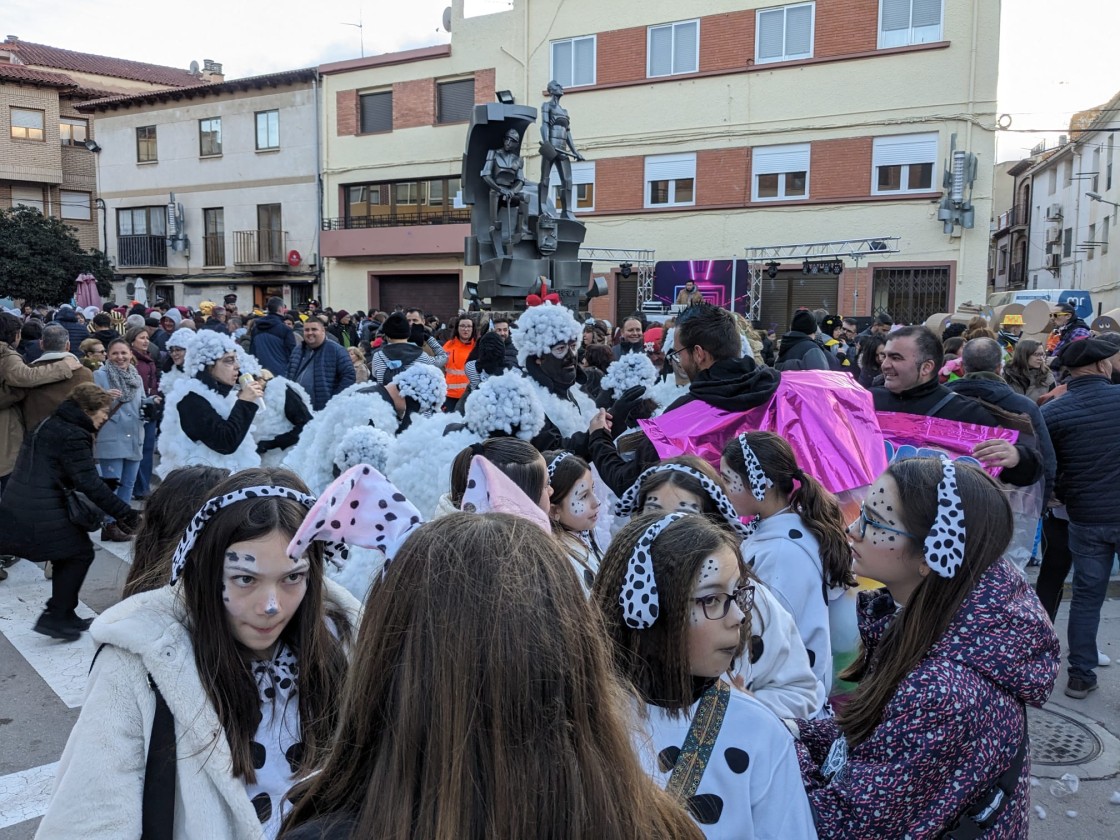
[{"left": 321, "top": 0, "right": 998, "bottom": 328}]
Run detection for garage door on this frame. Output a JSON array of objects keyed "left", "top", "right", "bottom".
[{"left": 374, "top": 274, "right": 460, "bottom": 320}]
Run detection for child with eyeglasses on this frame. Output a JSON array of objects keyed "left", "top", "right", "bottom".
[{"left": 593, "top": 512, "right": 816, "bottom": 839}]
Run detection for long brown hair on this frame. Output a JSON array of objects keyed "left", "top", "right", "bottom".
[
  {"left": 836, "top": 459, "right": 1012, "bottom": 747},
  {"left": 124, "top": 465, "right": 229, "bottom": 598},
  {"left": 635, "top": 456, "right": 723, "bottom": 519},
  {"left": 721, "top": 431, "right": 856, "bottom": 590},
  {"left": 593, "top": 513, "right": 746, "bottom": 716},
  {"left": 281, "top": 513, "right": 701, "bottom": 840},
  {"left": 449, "top": 436, "right": 546, "bottom": 507},
  {"left": 179, "top": 467, "right": 352, "bottom": 784}
]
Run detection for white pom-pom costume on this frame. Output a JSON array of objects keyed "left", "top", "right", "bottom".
[
  {"left": 251, "top": 375, "right": 314, "bottom": 468},
  {"left": 384, "top": 411, "right": 479, "bottom": 520},
  {"left": 512, "top": 302, "right": 581, "bottom": 367},
  {"left": 183, "top": 329, "right": 239, "bottom": 375},
  {"left": 158, "top": 328, "right": 198, "bottom": 395},
  {"left": 601, "top": 352, "right": 659, "bottom": 399},
  {"left": 463, "top": 372, "right": 545, "bottom": 441},
  {"left": 155, "top": 375, "right": 260, "bottom": 478},
  {"left": 334, "top": 425, "right": 394, "bottom": 476},
  {"left": 392, "top": 363, "right": 447, "bottom": 417},
  {"left": 646, "top": 377, "right": 690, "bottom": 416}
]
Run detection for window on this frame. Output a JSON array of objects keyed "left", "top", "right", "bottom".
[
  {"left": 255, "top": 110, "right": 279, "bottom": 150},
  {"left": 10, "top": 107, "right": 45, "bottom": 141},
  {"left": 647, "top": 19, "right": 699, "bottom": 77},
  {"left": 395, "top": 182, "right": 422, "bottom": 206},
  {"left": 1103, "top": 218, "right": 1110, "bottom": 255},
  {"left": 1091, "top": 146, "right": 1101, "bottom": 192},
  {"left": 60, "top": 117, "right": 88, "bottom": 147},
  {"left": 1047, "top": 168, "right": 1057, "bottom": 196},
  {"left": 359, "top": 91, "right": 392, "bottom": 134},
  {"left": 878, "top": 0, "right": 942, "bottom": 49},
  {"left": 551, "top": 35, "right": 596, "bottom": 88},
  {"left": 437, "top": 79, "right": 474, "bottom": 124},
  {"left": 136, "top": 125, "right": 157, "bottom": 162},
  {"left": 997, "top": 245, "right": 1008, "bottom": 273},
  {"left": 199, "top": 117, "right": 222, "bottom": 156},
  {"left": 1108, "top": 135, "right": 1114, "bottom": 191},
  {"left": 756, "top": 3, "right": 814, "bottom": 64},
  {"left": 11, "top": 186, "right": 44, "bottom": 213},
  {"left": 1088, "top": 223, "right": 1096, "bottom": 260},
  {"left": 753, "top": 143, "right": 810, "bottom": 201},
  {"left": 1063, "top": 227, "right": 1072, "bottom": 258},
  {"left": 645, "top": 154, "right": 695, "bottom": 208},
  {"left": 872, "top": 133, "right": 937, "bottom": 194},
  {"left": 117, "top": 206, "right": 167, "bottom": 236},
  {"left": 203, "top": 208, "right": 225, "bottom": 266},
  {"left": 551, "top": 161, "right": 596, "bottom": 212},
  {"left": 1063, "top": 159, "right": 1073, "bottom": 188},
  {"left": 60, "top": 190, "right": 91, "bottom": 220}
]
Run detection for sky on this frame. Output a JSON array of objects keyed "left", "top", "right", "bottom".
[{"left": 4, "top": 0, "right": 1117, "bottom": 163}]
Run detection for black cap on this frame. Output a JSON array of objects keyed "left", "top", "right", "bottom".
[
  {"left": 382, "top": 312, "right": 411, "bottom": 340},
  {"left": 1058, "top": 337, "right": 1116, "bottom": 368}
]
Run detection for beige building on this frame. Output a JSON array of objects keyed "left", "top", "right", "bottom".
[
  {"left": 78, "top": 69, "right": 320, "bottom": 310},
  {"left": 0, "top": 37, "right": 212, "bottom": 257},
  {"left": 320, "top": 0, "right": 999, "bottom": 329}
]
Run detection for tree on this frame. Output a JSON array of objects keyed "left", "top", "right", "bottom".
[{"left": 0, "top": 206, "right": 115, "bottom": 305}]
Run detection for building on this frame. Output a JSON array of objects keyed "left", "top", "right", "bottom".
[
  {"left": 0, "top": 37, "right": 213, "bottom": 257},
  {"left": 318, "top": 0, "right": 999, "bottom": 329},
  {"left": 996, "top": 93, "right": 1120, "bottom": 316},
  {"left": 78, "top": 69, "right": 321, "bottom": 310}
]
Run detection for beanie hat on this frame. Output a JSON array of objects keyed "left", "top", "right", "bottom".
[
  {"left": 382, "top": 312, "right": 411, "bottom": 340},
  {"left": 512, "top": 302, "right": 580, "bottom": 366},
  {"left": 791, "top": 310, "right": 818, "bottom": 335},
  {"left": 336, "top": 309, "right": 350, "bottom": 321}
]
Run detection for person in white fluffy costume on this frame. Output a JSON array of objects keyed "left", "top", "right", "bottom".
[
  {"left": 157, "top": 328, "right": 197, "bottom": 395},
  {"left": 511, "top": 302, "right": 597, "bottom": 453},
  {"left": 384, "top": 371, "right": 546, "bottom": 520},
  {"left": 155, "top": 330, "right": 263, "bottom": 478},
  {"left": 236, "top": 349, "right": 315, "bottom": 468}
]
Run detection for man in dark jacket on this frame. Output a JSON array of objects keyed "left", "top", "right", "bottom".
[
  {"left": 1041, "top": 338, "right": 1120, "bottom": 699},
  {"left": 286, "top": 316, "right": 356, "bottom": 410},
  {"left": 250, "top": 297, "right": 297, "bottom": 376},
  {"left": 589, "top": 303, "right": 781, "bottom": 495},
  {"left": 89, "top": 312, "right": 119, "bottom": 345},
  {"left": 873, "top": 325, "right": 1042, "bottom": 487},
  {"left": 53, "top": 305, "right": 91, "bottom": 351},
  {"left": 947, "top": 337, "right": 1056, "bottom": 500},
  {"left": 776, "top": 309, "right": 831, "bottom": 371}
]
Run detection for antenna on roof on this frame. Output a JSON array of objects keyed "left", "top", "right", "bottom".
[
  {"left": 341, "top": 8, "right": 365, "bottom": 58},
  {"left": 442, "top": 6, "right": 452, "bottom": 31},
  {"left": 189, "top": 60, "right": 200, "bottom": 75}
]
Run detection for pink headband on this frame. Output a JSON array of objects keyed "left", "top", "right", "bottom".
[{"left": 460, "top": 455, "right": 551, "bottom": 533}]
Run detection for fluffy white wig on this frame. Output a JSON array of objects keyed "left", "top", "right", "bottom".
[
  {"left": 394, "top": 363, "right": 447, "bottom": 415},
  {"left": 464, "top": 372, "right": 545, "bottom": 440},
  {"left": 601, "top": 352, "right": 659, "bottom": 399},
  {"left": 184, "top": 329, "right": 238, "bottom": 374},
  {"left": 166, "top": 328, "right": 197, "bottom": 351},
  {"left": 333, "top": 425, "right": 394, "bottom": 476},
  {"left": 512, "top": 302, "right": 581, "bottom": 366}
]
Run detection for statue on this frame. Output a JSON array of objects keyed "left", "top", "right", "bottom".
[
  {"left": 538, "top": 80, "right": 585, "bottom": 221},
  {"left": 481, "top": 128, "right": 530, "bottom": 257}
]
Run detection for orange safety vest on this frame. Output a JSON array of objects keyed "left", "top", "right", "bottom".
[{"left": 442, "top": 337, "right": 476, "bottom": 399}]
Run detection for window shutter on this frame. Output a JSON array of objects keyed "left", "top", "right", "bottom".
[
  {"left": 645, "top": 154, "right": 696, "bottom": 182},
  {"left": 873, "top": 133, "right": 938, "bottom": 167},
  {"left": 12, "top": 109, "right": 43, "bottom": 129},
  {"left": 570, "top": 161, "right": 596, "bottom": 185},
  {"left": 881, "top": 0, "right": 910, "bottom": 31},
  {"left": 438, "top": 79, "right": 475, "bottom": 123},
  {"left": 673, "top": 21, "right": 698, "bottom": 73},
  {"left": 785, "top": 5, "right": 813, "bottom": 56},
  {"left": 552, "top": 41, "right": 573, "bottom": 87},
  {"left": 360, "top": 92, "right": 392, "bottom": 133},
  {"left": 753, "top": 144, "right": 810, "bottom": 175},
  {"left": 648, "top": 26, "right": 673, "bottom": 76},
  {"left": 757, "top": 10, "right": 785, "bottom": 61},
  {"left": 912, "top": 0, "right": 941, "bottom": 28},
  {"left": 573, "top": 37, "right": 595, "bottom": 86}
]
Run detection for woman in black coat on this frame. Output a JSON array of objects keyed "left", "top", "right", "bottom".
[{"left": 0, "top": 383, "right": 140, "bottom": 641}]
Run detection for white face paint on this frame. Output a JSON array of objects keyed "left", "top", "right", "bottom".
[
  {"left": 222, "top": 530, "right": 309, "bottom": 658},
  {"left": 719, "top": 456, "right": 757, "bottom": 518},
  {"left": 687, "top": 546, "right": 746, "bottom": 678},
  {"left": 551, "top": 469, "right": 600, "bottom": 533},
  {"left": 641, "top": 484, "right": 703, "bottom": 515}
]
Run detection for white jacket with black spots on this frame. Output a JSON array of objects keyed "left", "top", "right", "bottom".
[
  {"left": 635, "top": 682, "right": 818, "bottom": 839},
  {"left": 35, "top": 581, "right": 360, "bottom": 840}
]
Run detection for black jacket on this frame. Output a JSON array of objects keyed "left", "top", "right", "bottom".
[
  {"left": 1041, "top": 375, "right": 1120, "bottom": 523},
  {"left": 249, "top": 314, "right": 296, "bottom": 376},
  {"left": 776, "top": 332, "right": 831, "bottom": 371},
  {"left": 54, "top": 308, "right": 92, "bottom": 351},
  {"left": 0, "top": 400, "right": 135, "bottom": 562},
  {"left": 873, "top": 378, "right": 1042, "bottom": 487},
  {"left": 591, "top": 358, "right": 781, "bottom": 496},
  {"left": 178, "top": 372, "right": 259, "bottom": 454},
  {"left": 947, "top": 372, "right": 1056, "bottom": 499}
]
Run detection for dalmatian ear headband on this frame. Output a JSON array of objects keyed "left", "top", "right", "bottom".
[
  {"left": 621, "top": 512, "right": 687, "bottom": 629},
  {"left": 737, "top": 433, "right": 775, "bottom": 502},
  {"left": 288, "top": 464, "right": 424, "bottom": 568},
  {"left": 169, "top": 486, "right": 346, "bottom": 585},
  {"left": 615, "top": 464, "right": 754, "bottom": 539},
  {"left": 924, "top": 457, "right": 966, "bottom": 578},
  {"left": 461, "top": 455, "right": 552, "bottom": 534},
  {"left": 547, "top": 451, "right": 572, "bottom": 481}
]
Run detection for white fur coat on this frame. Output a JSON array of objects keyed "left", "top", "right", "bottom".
[
  {"left": 251, "top": 377, "right": 314, "bottom": 468},
  {"left": 155, "top": 377, "right": 260, "bottom": 479}
]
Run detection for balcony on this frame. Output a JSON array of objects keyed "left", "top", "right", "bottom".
[
  {"left": 322, "top": 207, "right": 471, "bottom": 230},
  {"left": 320, "top": 209, "right": 471, "bottom": 259},
  {"left": 1009, "top": 262, "right": 1026, "bottom": 289},
  {"left": 233, "top": 229, "right": 287, "bottom": 271},
  {"left": 203, "top": 234, "right": 225, "bottom": 267},
  {"left": 117, "top": 235, "right": 167, "bottom": 268}
]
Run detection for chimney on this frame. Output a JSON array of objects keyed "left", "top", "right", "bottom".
[
  {"left": 201, "top": 59, "right": 224, "bottom": 84},
  {"left": 5, "top": 36, "right": 18, "bottom": 43}
]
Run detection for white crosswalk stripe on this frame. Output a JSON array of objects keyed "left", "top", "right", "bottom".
[{"left": 0, "top": 762, "right": 59, "bottom": 831}]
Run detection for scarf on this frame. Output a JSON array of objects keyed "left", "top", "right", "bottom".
[{"left": 103, "top": 360, "right": 140, "bottom": 404}]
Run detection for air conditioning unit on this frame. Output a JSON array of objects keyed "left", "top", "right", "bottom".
[
  {"left": 1046, "top": 253, "right": 1061, "bottom": 270},
  {"left": 1045, "top": 224, "right": 1062, "bottom": 244},
  {"left": 1046, "top": 203, "right": 1063, "bottom": 220}
]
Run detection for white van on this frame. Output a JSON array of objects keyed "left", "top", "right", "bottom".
[{"left": 987, "top": 289, "right": 1094, "bottom": 320}]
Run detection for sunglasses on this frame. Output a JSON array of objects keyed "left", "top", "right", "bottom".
[
  {"left": 854, "top": 504, "right": 917, "bottom": 541},
  {"left": 694, "top": 582, "right": 755, "bottom": 620}
]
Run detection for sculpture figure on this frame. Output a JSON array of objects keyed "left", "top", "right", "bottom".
[
  {"left": 481, "top": 128, "right": 531, "bottom": 256},
  {"left": 538, "top": 80, "right": 585, "bottom": 221}
]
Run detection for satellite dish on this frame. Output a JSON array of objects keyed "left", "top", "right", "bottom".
[
  {"left": 441, "top": 6, "right": 452, "bottom": 31},
  {"left": 189, "top": 60, "right": 200, "bottom": 74}
]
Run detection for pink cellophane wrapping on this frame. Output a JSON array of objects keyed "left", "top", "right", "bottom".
[
  {"left": 875, "top": 411, "right": 1017, "bottom": 477},
  {"left": 639, "top": 370, "right": 888, "bottom": 495}
]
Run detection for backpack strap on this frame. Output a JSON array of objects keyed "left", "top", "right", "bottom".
[
  {"left": 927, "top": 392, "right": 958, "bottom": 417},
  {"left": 666, "top": 680, "right": 731, "bottom": 802},
  {"left": 141, "top": 673, "right": 177, "bottom": 840}
]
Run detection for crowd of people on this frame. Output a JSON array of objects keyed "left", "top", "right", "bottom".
[{"left": 0, "top": 287, "right": 1117, "bottom": 839}]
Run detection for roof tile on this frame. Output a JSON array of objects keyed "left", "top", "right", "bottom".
[
  {"left": 0, "top": 63, "right": 77, "bottom": 87},
  {"left": 6, "top": 39, "right": 203, "bottom": 87}
]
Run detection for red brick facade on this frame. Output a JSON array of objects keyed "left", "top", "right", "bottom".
[
  {"left": 696, "top": 147, "right": 750, "bottom": 207},
  {"left": 810, "top": 137, "right": 874, "bottom": 200},
  {"left": 336, "top": 89, "right": 357, "bottom": 136},
  {"left": 475, "top": 68, "right": 496, "bottom": 106},
  {"left": 597, "top": 27, "right": 648, "bottom": 86},
  {"left": 816, "top": 0, "right": 880, "bottom": 58},
  {"left": 393, "top": 78, "right": 436, "bottom": 130},
  {"left": 700, "top": 12, "right": 753, "bottom": 73},
  {"left": 595, "top": 156, "right": 646, "bottom": 212}
]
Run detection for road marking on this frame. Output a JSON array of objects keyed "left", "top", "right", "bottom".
[
  {"left": 90, "top": 531, "right": 133, "bottom": 565},
  {"left": 0, "top": 561, "right": 97, "bottom": 708},
  {"left": 0, "top": 761, "right": 58, "bottom": 830}
]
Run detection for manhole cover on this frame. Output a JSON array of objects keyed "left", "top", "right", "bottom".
[{"left": 1028, "top": 706, "right": 1103, "bottom": 765}]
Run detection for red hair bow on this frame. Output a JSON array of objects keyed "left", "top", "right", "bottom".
[{"left": 525, "top": 279, "right": 560, "bottom": 307}]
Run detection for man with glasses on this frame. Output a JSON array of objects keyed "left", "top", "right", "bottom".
[{"left": 589, "top": 303, "right": 781, "bottom": 496}]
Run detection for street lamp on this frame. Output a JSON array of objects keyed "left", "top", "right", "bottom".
[{"left": 1086, "top": 191, "right": 1120, "bottom": 209}]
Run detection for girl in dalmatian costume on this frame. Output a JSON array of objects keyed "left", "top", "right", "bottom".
[
  {"left": 615, "top": 458, "right": 825, "bottom": 719},
  {"left": 794, "top": 457, "right": 1059, "bottom": 839},
  {"left": 36, "top": 469, "right": 361, "bottom": 840},
  {"left": 157, "top": 327, "right": 197, "bottom": 396},
  {"left": 720, "top": 431, "right": 856, "bottom": 711},
  {"left": 544, "top": 451, "right": 606, "bottom": 595},
  {"left": 592, "top": 512, "right": 817, "bottom": 839},
  {"left": 155, "top": 330, "right": 262, "bottom": 478},
  {"left": 235, "top": 349, "right": 315, "bottom": 469}
]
